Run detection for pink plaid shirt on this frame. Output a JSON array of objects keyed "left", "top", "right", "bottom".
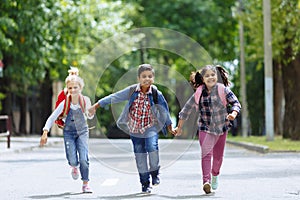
[{"left": 128, "top": 90, "right": 154, "bottom": 134}]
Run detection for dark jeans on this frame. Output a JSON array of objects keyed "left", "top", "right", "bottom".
[{"left": 130, "top": 127, "right": 160, "bottom": 185}]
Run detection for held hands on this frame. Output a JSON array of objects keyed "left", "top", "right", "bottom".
[
  {"left": 173, "top": 126, "right": 182, "bottom": 136},
  {"left": 88, "top": 103, "right": 99, "bottom": 117},
  {"left": 167, "top": 125, "right": 176, "bottom": 135},
  {"left": 40, "top": 130, "right": 48, "bottom": 147},
  {"left": 173, "top": 119, "right": 185, "bottom": 136}
]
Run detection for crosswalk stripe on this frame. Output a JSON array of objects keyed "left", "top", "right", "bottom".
[{"left": 101, "top": 178, "right": 119, "bottom": 186}]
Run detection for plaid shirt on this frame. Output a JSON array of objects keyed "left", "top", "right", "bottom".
[
  {"left": 128, "top": 89, "right": 154, "bottom": 134},
  {"left": 179, "top": 84, "right": 241, "bottom": 135}
]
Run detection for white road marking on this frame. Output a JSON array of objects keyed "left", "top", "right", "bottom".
[{"left": 101, "top": 178, "right": 119, "bottom": 186}]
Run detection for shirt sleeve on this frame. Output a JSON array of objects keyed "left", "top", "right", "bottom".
[
  {"left": 84, "top": 96, "right": 94, "bottom": 119},
  {"left": 178, "top": 94, "right": 197, "bottom": 120},
  {"left": 98, "top": 86, "right": 130, "bottom": 107},
  {"left": 225, "top": 87, "right": 241, "bottom": 113},
  {"left": 43, "top": 101, "right": 64, "bottom": 132}
]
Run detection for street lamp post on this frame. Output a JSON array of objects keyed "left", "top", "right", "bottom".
[{"left": 263, "top": 0, "right": 274, "bottom": 141}]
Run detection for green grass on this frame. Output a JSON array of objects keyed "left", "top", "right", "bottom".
[{"left": 227, "top": 135, "right": 300, "bottom": 152}]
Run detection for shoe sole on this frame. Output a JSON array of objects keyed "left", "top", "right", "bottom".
[
  {"left": 203, "top": 184, "right": 211, "bottom": 194},
  {"left": 152, "top": 182, "right": 160, "bottom": 186},
  {"left": 71, "top": 168, "right": 79, "bottom": 180},
  {"left": 71, "top": 175, "right": 79, "bottom": 180},
  {"left": 212, "top": 185, "right": 218, "bottom": 190},
  {"left": 83, "top": 191, "right": 93, "bottom": 194},
  {"left": 212, "top": 176, "right": 218, "bottom": 190}
]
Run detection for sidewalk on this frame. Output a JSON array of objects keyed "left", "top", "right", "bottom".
[{"left": 0, "top": 136, "right": 63, "bottom": 155}]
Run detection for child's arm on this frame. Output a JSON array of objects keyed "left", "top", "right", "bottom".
[
  {"left": 40, "top": 102, "right": 64, "bottom": 146},
  {"left": 225, "top": 88, "right": 241, "bottom": 121},
  {"left": 40, "top": 130, "right": 48, "bottom": 146},
  {"left": 173, "top": 94, "right": 197, "bottom": 136},
  {"left": 88, "top": 86, "right": 132, "bottom": 116},
  {"left": 84, "top": 96, "right": 94, "bottom": 119},
  {"left": 174, "top": 119, "right": 185, "bottom": 136},
  {"left": 88, "top": 102, "right": 100, "bottom": 116}
]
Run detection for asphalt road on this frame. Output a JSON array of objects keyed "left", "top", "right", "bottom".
[{"left": 0, "top": 138, "right": 299, "bottom": 200}]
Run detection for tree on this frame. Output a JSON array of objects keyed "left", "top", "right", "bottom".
[
  {"left": 0, "top": 0, "right": 137, "bottom": 135},
  {"left": 119, "top": 0, "right": 238, "bottom": 137},
  {"left": 242, "top": 0, "right": 300, "bottom": 139}
]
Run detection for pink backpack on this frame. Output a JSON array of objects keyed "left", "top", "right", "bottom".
[{"left": 194, "top": 83, "right": 227, "bottom": 107}]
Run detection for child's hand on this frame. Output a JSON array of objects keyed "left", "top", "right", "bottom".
[
  {"left": 88, "top": 107, "right": 95, "bottom": 117},
  {"left": 88, "top": 105, "right": 96, "bottom": 116},
  {"left": 40, "top": 131, "right": 48, "bottom": 147},
  {"left": 167, "top": 126, "right": 176, "bottom": 135},
  {"left": 173, "top": 127, "right": 182, "bottom": 136},
  {"left": 226, "top": 111, "right": 238, "bottom": 121}
]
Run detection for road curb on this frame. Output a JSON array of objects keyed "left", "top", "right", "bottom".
[
  {"left": 227, "top": 139, "right": 269, "bottom": 153},
  {"left": 0, "top": 137, "right": 63, "bottom": 155}
]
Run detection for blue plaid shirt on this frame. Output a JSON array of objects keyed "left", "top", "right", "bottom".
[{"left": 179, "top": 84, "right": 241, "bottom": 135}]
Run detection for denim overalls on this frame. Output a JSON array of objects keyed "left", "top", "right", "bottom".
[{"left": 63, "top": 108, "right": 90, "bottom": 182}]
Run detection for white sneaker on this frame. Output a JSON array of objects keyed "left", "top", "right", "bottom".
[
  {"left": 82, "top": 185, "right": 93, "bottom": 193},
  {"left": 211, "top": 176, "right": 218, "bottom": 190},
  {"left": 203, "top": 182, "right": 211, "bottom": 194},
  {"left": 71, "top": 166, "right": 79, "bottom": 180}
]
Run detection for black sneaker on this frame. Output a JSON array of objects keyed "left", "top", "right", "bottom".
[
  {"left": 142, "top": 185, "right": 151, "bottom": 193},
  {"left": 152, "top": 176, "right": 160, "bottom": 186}
]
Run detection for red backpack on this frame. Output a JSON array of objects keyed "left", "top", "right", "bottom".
[
  {"left": 194, "top": 83, "right": 227, "bottom": 107},
  {"left": 54, "top": 91, "right": 86, "bottom": 129}
]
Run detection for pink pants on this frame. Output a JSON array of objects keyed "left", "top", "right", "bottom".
[{"left": 199, "top": 131, "right": 227, "bottom": 184}]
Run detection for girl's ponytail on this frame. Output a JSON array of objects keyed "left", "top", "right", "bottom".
[
  {"left": 216, "top": 65, "right": 230, "bottom": 87},
  {"left": 194, "top": 71, "right": 204, "bottom": 88}
]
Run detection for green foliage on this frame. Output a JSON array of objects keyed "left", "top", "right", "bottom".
[
  {"left": 242, "top": 0, "right": 300, "bottom": 64},
  {"left": 4, "top": 0, "right": 298, "bottom": 139},
  {"left": 0, "top": 93, "right": 5, "bottom": 111},
  {"left": 246, "top": 62, "right": 265, "bottom": 135},
  {"left": 128, "top": 0, "right": 238, "bottom": 62},
  {"left": 239, "top": 0, "right": 300, "bottom": 139}
]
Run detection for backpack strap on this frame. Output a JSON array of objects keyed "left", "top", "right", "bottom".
[
  {"left": 78, "top": 94, "right": 86, "bottom": 113},
  {"left": 216, "top": 83, "right": 227, "bottom": 107},
  {"left": 152, "top": 87, "right": 158, "bottom": 104},
  {"left": 61, "top": 95, "right": 71, "bottom": 118},
  {"left": 194, "top": 83, "right": 227, "bottom": 107},
  {"left": 60, "top": 94, "right": 86, "bottom": 119},
  {"left": 128, "top": 84, "right": 137, "bottom": 99},
  {"left": 128, "top": 84, "right": 158, "bottom": 104},
  {"left": 194, "top": 85, "right": 204, "bottom": 105}
]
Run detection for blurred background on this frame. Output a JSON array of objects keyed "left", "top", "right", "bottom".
[{"left": 0, "top": 0, "right": 299, "bottom": 141}]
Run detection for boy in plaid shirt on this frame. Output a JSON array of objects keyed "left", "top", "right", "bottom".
[{"left": 89, "top": 64, "right": 174, "bottom": 193}]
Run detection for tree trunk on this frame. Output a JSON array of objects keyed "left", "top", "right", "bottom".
[
  {"left": 0, "top": 57, "right": 16, "bottom": 135},
  {"left": 19, "top": 95, "right": 27, "bottom": 135},
  {"left": 282, "top": 54, "right": 300, "bottom": 140},
  {"left": 273, "top": 62, "right": 284, "bottom": 135},
  {"left": 39, "top": 70, "right": 53, "bottom": 136},
  {"left": 29, "top": 86, "right": 40, "bottom": 134}
]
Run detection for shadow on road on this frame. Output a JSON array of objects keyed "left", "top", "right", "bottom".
[
  {"left": 99, "top": 192, "right": 217, "bottom": 199},
  {"left": 27, "top": 192, "right": 86, "bottom": 199}
]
